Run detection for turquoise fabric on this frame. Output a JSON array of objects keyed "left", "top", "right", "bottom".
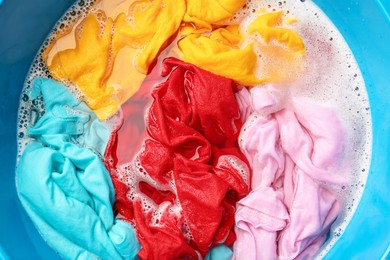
[
  {"left": 16, "top": 78, "right": 140, "bottom": 259},
  {"left": 28, "top": 77, "right": 109, "bottom": 156},
  {"left": 205, "top": 244, "right": 233, "bottom": 260}
]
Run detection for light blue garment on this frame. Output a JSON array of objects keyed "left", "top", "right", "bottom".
[
  {"left": 28, "top": 77, "right": 109, "bottom": 156},
  {"left": 205, "top": 244, "right": 233, "bottom": 260},
  {"left": 16, "top": 78, "right": 140, "bottom": 259}
]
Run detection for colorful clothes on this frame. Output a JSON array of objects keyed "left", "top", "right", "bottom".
[
  {"left": 17, "top": 78, "right": 140, "bottom": 259},
  {"left": 233, "top": 87, "right": 347, "bottom": 259},
  {"left": 17, "top": 1, "right": 348, "bottom": 259}
]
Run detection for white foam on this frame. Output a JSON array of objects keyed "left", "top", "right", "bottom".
[
  {"left": 217, "top": 155, "right": 251, "bottom": 186},
  {"left": 116, "top": 153, "right": 186, "bottom": 229}
]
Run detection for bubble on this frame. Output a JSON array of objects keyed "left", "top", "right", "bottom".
[{"left": 22, "top": 94, "right": 29, "bottom": 102}]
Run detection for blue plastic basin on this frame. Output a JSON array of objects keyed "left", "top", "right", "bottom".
[{"left": 0, "top": 0, "right": 389, "bottom": 259}]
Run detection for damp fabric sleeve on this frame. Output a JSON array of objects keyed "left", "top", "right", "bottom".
[
  {"left": 233, "top": 87, "right": 348, "bottom": 259},
  {"left": 16, "top": 78, "right": 140, "bottom": 260},
  {"left": 104, "top": 58, "right": 250, "bottom": 259}
]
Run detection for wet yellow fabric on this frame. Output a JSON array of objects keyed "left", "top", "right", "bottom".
[
  {"left": 178, "top": 11, "right": 306, "bottom": 85},
  {"left": 248, "top": 11, "right": 306, "bottom": 82},
  {"left": 47, "top": 13, "right": 119, "bottom": 120},
  {"left": 182, "top": 0, "right": 246, "bottom": 34},
  {"left": 46, "top": 0, "right": 185, "bottom": 120},
  {"left": 113, "top": 0, "right": 186, "bottom": 73},
  {"left": 248, "top": 11, "right": 305, "bottom": 53},
  {"left": 178, "top": 26, "right": 261, "bottom": 86}
]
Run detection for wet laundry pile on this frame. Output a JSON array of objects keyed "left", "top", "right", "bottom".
[{"left": 16, "top": 0, "right": 348, "bottom": 259}]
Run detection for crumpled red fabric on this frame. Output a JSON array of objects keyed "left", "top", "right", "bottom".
[{"left": 105, "top": 57, "right": 250, "bottom": 259}]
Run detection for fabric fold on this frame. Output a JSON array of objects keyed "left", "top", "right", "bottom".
[
  {"left": 178, "top": 27, "right": 260, "bottom": 86},
  {"left": 179, "top": 10, "right": 306, "bottom": 85},
  {"left": 182, "top": 0, "right": 246, "bottom": 34}
]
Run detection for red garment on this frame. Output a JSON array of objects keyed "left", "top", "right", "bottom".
[
  {"left": 105, "top": 57, "right": 250, "bottom": 259},
  {"left": 105, "top": 59, "right": 163, "bottom": 167}
]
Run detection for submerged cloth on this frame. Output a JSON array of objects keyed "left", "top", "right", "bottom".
[
  {"left": 46, "top": 0, "right": 186, "bottom": 120},
  {"left": 17, "top": 78, "right": 140, "bottom": 259},
  {"left": 105, "top": 58, "right": 250, "bottom": 259},
  {"left": 104, "top": 57, "right": 164, "bottom": 167},
  {"left": 178, "top": 11, "right": 306, "bottom": 85},
  {"left": 233, "top": 87, "right": 348, "bottom": 259}
]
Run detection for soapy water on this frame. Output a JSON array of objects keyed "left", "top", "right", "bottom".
[{"left": 16, "top": 0, "right": 371, "bottom": 258}]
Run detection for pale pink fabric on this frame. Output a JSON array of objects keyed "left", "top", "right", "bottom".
[{"left": 233, "top": 87, "right": 348, "bottom": 260}]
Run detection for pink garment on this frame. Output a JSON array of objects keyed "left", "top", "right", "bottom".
[{"left": 233, "top": 87, "right": 348, "bottom": 260}]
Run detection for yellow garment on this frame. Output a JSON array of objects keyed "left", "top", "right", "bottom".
[
  {"left": 248, "top": 11, "right": 305, "bottom": 53},
  {"left": 47, "top": 13, "right": 119, "bottom": 119},
  {"left": 182, "top": 0, "right": 246, "bottom": 34},
  {"left": 113, "top": 0, "right": 186, "bottom": 73},
  {"left": 248, "top": 11, "right": 306, "bottom": 82},
  {"left": 178, "top": 11, "right": 306, "bottom": 85},
  {"left": 178, "top": 26, "right": 261, "bottom": 85},
  {"left": 46, "top": 0, "right": 186, "bottom": 120}
]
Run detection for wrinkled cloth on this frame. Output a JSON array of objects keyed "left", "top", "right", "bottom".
[
  {"left": 27, "top": 77, "right": 110, "bottom": 156},
  {"left": 182, "top": 0, "right": 246, "bottom": 34},
  {"left": 178, "top": 11, "right": 306, "bottom": 86},
  {"left": 105, "top": 58, "right": 250, "bottom": 259},
  {"left": 248, "top": 12, "right": 305, "bottom": 53},
  {"left": 233, "top": 87, "right": 347, "bottom": 259},
  {"left": 178, "top": 26, "right": 260, "bottom": 86},
  {"left": 112, "top": 0, "right": 186, "bottom": 74},
  {"left": 46, "top": 0, "right": 185, "bottom": 120},
  {"left": 17, "top": 78, "right": 140, "bottom": 259}
]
